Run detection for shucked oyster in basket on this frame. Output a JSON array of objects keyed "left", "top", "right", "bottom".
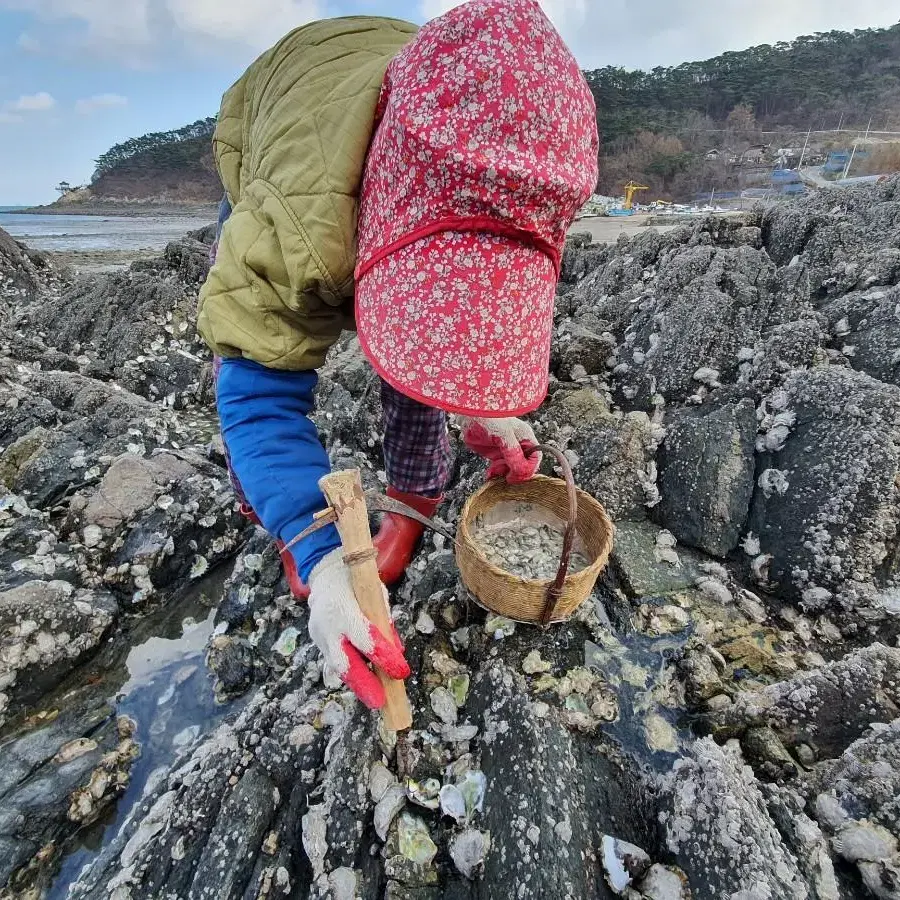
[{"left": 471, "top": 505, "right": 591, "bottom": 582}]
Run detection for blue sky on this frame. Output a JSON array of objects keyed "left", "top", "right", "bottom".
[{"left": 1, "top": 0, "right": 898, "bottom": 205}]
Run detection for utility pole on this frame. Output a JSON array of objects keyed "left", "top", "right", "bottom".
[
  {"left": 842, "top": 139, "right": 859, "bottom": 180},
  {"left": 837, "top": 112, "right": 844, "bottom": 132},
  {"left": 797, "top": 128, "right": 811, "bottom": 170},
  {"left": 865, "top": 116, "right": 873, "bottom": 139}
]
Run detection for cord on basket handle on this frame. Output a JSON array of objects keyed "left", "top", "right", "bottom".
[{"left": 525, "top": 444, "right": 578, "bottom": 626}]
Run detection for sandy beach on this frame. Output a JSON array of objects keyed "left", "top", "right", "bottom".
[{"left": 570, "top": 213, "right": 678, "bottom": 242}]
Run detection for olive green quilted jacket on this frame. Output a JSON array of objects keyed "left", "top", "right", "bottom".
[{"left": 197, "top": 16, "right": 418, "bottom": 370}]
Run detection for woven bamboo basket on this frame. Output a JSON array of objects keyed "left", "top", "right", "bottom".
[{"left": 456, "top": 444, "right": 614, "bottom": 626}]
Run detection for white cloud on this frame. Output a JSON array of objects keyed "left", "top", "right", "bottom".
[
  {"left": 0, "top": 0, "right": 325, "bottom": 59},
  {"left": 75, "top": 93, "right": 128, "bottom": 114},
  {"left": 165, "top": 0, "right": 323, "bottom": 49},
  {"left": 1, "top": 0, "right": 897, "bottom": 67},
  {"left": 17, "top": 31, "right": 41, "bottom": 52},
  {"left": 0, "top": 0, "right": 154, "bottom": 47},
  {"left": 1, "top": 91, "right": 54, "bottom": 124},
  {"left": 11, "top": 92, "right": 55, "bottom": 111},
  {"left": 419, "top": 0, "right": 899, "bottom": 69},
  {"left": 566, "top": 0, "right": 900, "bottom": 69},
  {"left": 419, "top": 0, "right": 465, "bottom": 15},
  {"left": 421, "top": 0, "right": 585, "bottom": 28}
]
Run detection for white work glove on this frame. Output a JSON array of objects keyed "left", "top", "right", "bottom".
[
  {"left": 456, "top": 416, "right": 542, "bottom": 484},
  {"left": 306, "top": 548, "right": 410, "bottom": 709}
]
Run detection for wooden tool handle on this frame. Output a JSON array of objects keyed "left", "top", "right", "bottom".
[{"left": 319, "top": 470, "right": 413, "bottom": 732}]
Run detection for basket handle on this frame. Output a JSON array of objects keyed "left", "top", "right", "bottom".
[{"left": 525, "top": 444, "right": 578, "bottom": 626}]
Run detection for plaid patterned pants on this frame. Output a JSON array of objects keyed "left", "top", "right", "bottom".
[{"left": 379, "top": 378, "right": 453, "bottom": 497}]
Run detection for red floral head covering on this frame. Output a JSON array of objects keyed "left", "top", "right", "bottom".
[{"left": 355, "top": 0, "right": 599, "bottom": 416}]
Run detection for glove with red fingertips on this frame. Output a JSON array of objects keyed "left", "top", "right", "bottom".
[
  {"left": 306, "top": 548, "right": 410, "bottom": 709},
  {"left": 457, "top": 416, "right": 541, "bottom": 484}
]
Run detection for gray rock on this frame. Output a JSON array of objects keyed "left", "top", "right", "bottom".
[
  {"left": 554, "top": 321, "right": 616, "bottom": 380},
  {"left": 0, "top": 697, "right": 133, "bottom": 893},
  {"left": 641, "top": 246, "right": 776, "bottom": 402},
  {"left": 762, "top": 785, "right": 840, "bottom": 900},
  {"left": 539, "top": 388, "right": 655, "bottom": 519},
  {"left": 810, "top": 720, "right": 900, "bottom": 837},
  {"left": 5, "top": 179, "right": 900, "bottom": 900},
  {"left": 708, "top": 644, "right": 900, "bottom": 758},
  {"left": 0, "top": 225, "right": 62, "bottom": 308},
  {"left": 656, "top": 396, "right": 757, "bottom": 557},
  {"left": 0, "top": 580, "right": 117, "bottom": 717},
  {"left": 745, "top": 319, "right": 826, "bottom": 396},
  {"left": 188, "top": 766, "right": 275, "bottom": 900},
  {"left": 748, "top": 367, "right": 900, "bottom": 609},
  {"left": 761, "top": 203, "right": 826, "bottom": 267},
  {"left": 77, "top": 453, "right": 195, "bottom": 530},
  {"left": 611, "top": 519, "right": 703, "bottom": 597},
  {"left": 659, "top": 738, "right": 810, "bottom": 899},
  {"left": 822, "top": 285, "right": 900, "bottom": 389},
  {"left": 28, "top": 240, "right": 213, "bottom": 408}
]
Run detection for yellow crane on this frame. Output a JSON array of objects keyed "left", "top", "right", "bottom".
[{"left": 623, "top": 181, "right": 649, "bottom": 210}]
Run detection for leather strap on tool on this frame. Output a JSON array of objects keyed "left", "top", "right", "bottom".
[{"left": 283, "top": 491, "right": 456, "bottom": 553}]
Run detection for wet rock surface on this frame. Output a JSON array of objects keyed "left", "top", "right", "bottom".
[
  {"left": 2, "top": 181, "right": 900, "bottom": 899},
  {"left": 0, "top": 225, "right": 246, "bottom": 896},
  {"left": 0, "top": 580, "right": 118, "bottom": 716}
]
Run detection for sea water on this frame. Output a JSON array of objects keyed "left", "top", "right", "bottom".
[{"left": 0, "top": 212, "right": 213, "bottom": 253}]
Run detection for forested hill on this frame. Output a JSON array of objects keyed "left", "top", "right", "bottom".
[
  {"left": 54, "top": 22, "right": 900, "bottom": 208},
  {"left": 53, "top": 117, "right": 221, "bottom": 208},
  {"left": 587, "top": 24, "right": 900, "bottom": 143},
  {"left": 586, "top": 23, "right": 900, "bottom": 198}
]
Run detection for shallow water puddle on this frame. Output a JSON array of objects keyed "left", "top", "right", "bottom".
[
  {"left": 47, "top": 568, "right": 239, "bottom": 898},
  {"left": 586, "top": 626, "right": 690, "bottom": 771}
]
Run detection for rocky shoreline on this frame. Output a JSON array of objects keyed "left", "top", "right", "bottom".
[
  {"left": 1, "top": 180, "right": 899, "bottom": 899},
  {"left": 19, "top": 202, "right": 220, "bottom": 218}
]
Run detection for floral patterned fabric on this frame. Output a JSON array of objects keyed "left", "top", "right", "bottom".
[{"left": 355, "top": 0, "right": 599, "bottom": 416}]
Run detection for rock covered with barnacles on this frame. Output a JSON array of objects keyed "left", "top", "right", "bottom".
[
  {"left": 748, "top": 366, "right": 900, "bottom": 613},
  {"left": 4, "top": 175, "right": 900, "bottom": 899},
  {"left": 0, "top": 226, "right": 63, "bottom": 313},
  {"left": 655, "top": 393, "right": 757, "bottom": 557},
  {"left": 0, "top": 579, "right": 117, "bottom": 723},
  {"left": 659, "top": 737, "right": 813, "bottom": 899},
  {"left": 556, "top": 179, "right": 900, "bottom": 623},
  {"left": 0, "top": 705, "right": 139, "bottom": 893},
  {"left": 706, "top": 643, "right": 900, "bottom": 757},
  {"left": 25, "top": 231, "right": 214, "bottom": 410},
  {"left": 0, "top": 233, "right": 254, "bottom": 894}
]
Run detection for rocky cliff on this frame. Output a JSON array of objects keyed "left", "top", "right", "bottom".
[
  {"left": 0, "top": 179, "right": 899, "bottom": 900},
  {"left": 36, "top": 121, "right": 221, "bottom": 211}
]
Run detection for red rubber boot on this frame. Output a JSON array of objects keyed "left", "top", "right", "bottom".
[{"left": 372, "top": 487, "right": 443, "bottom": 587}]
